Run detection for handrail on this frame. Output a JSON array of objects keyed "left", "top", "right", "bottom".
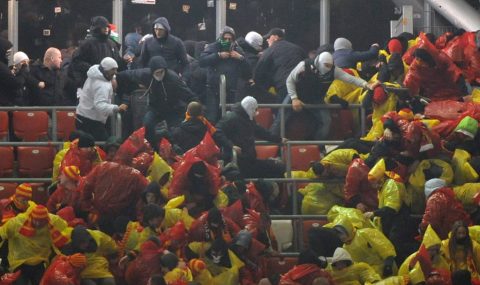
[
  {"left": 0, "top": 106, "right": 76, "bottom": 111},
  {"left": 225, "top": 103, "right": 363, "bottom": 109},
  {"left": 0, "top": 142, "right": 107, "bottom": 146}
]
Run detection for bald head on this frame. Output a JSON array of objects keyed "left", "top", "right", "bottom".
[
  {"left": 44, "top": 47, "right": 62, "bottom": 70},
  {"left": 186, "top": 101, "right": 204, "bottom": 117}
]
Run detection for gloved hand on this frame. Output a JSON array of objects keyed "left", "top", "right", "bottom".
[
  {"left": 330, "top": 95, "right": 349, "bottom": 109},
  {"left": 383, "top": 256, "right": 395, "bottom": 277}
]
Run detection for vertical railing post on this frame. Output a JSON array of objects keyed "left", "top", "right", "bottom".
[
  {"left": 219, "top": 74, "right": 227, "bottom": 117},
  {"left": 280, "top": 107, "right": 286, "bottom": 139},
  {"left": 360, "top": 105, "right": 366, "bottom": 136},
  {"left": 116, "top": 113, "right": 122, "bottom": 139},
  {"left": 51, "top": 108, "right": 58, "bottom": 141}
]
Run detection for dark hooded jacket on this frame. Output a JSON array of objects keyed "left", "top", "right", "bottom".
[
  {"left": 237, "top": 37, "right": 261, "bottom": 72},
  {"left": 69, "top": 16, "right": 122, "bottom": 88},
  {"left": 139, "top": 17, "right": 188, "bottom": 74},
  {"left": 117, "top": 56, "right": 197, "bottom": 115},
  {"left": 199, "top": 27, "right": 250, "bottom": 93},
  {"left": 0, "top": 38, "right": 24, "bottom": 106}
]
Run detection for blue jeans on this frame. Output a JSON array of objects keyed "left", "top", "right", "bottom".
[{"left": 271, "top": 96, "right": 331, "bottom": 140}]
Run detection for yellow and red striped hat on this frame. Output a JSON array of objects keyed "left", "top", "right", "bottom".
[
  {"left": 15, "top": 183, "right": 32, "bottom": 199},
  {"left": 62, "top": 166, "right": 80, "bottom": 181},
  {"left": 31, "top": 204, "right": 49, "bottom": 221}
]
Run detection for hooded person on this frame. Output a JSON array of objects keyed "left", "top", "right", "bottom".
[
  {"left": 199, "top": 26, "right": 250, "bottom": 122},
  {"left": 135, "top": 204, "right": 165, "bottom": 250},
  {"left": 444, "top": 116, "right": 480, "bottom": 155},
  {"left": 0, "top": 204, "right": 69, "bottom": 285},
  {"left": 272, "top": 51, "right": 376, "bottom": 140},
  {"left": 70, "top": 16, "right": 122, "bottom": 88},
  {"left": 62, "top": 225, "right": 117, "bottom": 284},
  {"left": 76, "top": 57, "right": 128, "bottom": 141},
  {"left": 215, "top": 96, "right": 286, "bottom": 178},
  {"left": 204, "top": 237, "right": 245, "bottom": 285},
  {"left": 237, "top": 31, "right": 264, "bottom": 70},
  {"left": 333, "top": 217, "right": 397, "bottom": 278},
  {"left": 328, "top": 247, "right": 381, "bottom": 284},
  {"left": 420, "top": 178, "right": 471, "bottom": 239},
  {"left": 117, "top": 55, "right": 198, "bottom": 149},
  {"left": 0, "top": 183, "right": 33, "bottom": 225},
  {"left": 59, "top": 131, "right": 105, "bottom": 177},
  {"left": 0, "top": 38, "right": 25, "bottom": 106},
  {"left": 138, "top": 17, "right": 188, "bottom": 74},
  {"left": 332, "top": 37, "right": 380, "bottom": 69}
]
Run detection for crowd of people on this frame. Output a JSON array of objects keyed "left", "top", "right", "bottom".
[{"left": 0, "top": 12, "right": 480, "bottom": 285}]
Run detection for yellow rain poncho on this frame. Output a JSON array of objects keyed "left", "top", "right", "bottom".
[
  {"left": 0, "top": 205, "right": 69, "bottom": 271},
  {"left": 335, "top": 218, "right": 396, "bottom": 277},
  {"left": 163, "top": 195, "right": 195, "bottom": 229},
  {"left": 378, "top": 179, "right": 407, "bottom": 212},
  {"left": 299, "top": 183, "right": 344, "bottom": 215},
  {"left": 441, "top": 234, "right": 480, "bottom": 280},
  {"left": 52, "top": 141, "right": 71, "bottom": 181},
  {"left": 326, "top": 205, "right": 374, "bottom": 230},
  {"left": 398, "top": 225, "right": 449, "bottom": 276},
  {"left": 453, "top": 183, "right": 480, "bottom": 213},
  {"left": 77, "top": 229, "right": 117, "bottom": 279},
  {"left": 328, "top": 247, "right": 381, "bottom": 285},
  {"left": 118, "top": 221, "right": 143, "bottom": 256},
  {"left": 164, "top": 267, "right": 193, "bottom": 284},
  {"left": 452, "top": 149, "right": 479, "bottom": 186},
  {"left": 146, "top": 153, "right": 173, "bottom": 199}
]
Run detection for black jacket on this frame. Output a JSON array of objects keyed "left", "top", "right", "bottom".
[
  {"left": 215, "top": 104, "right": 281, "bottom": 161},
  {"left": 139, "top": 17, "right": 188, "bottom": 74},
  {"left": 171, "top": 118, "right": 230, "bottom": 153},
  {"left": 70, "top": 32, "right": 122, "bottom": 88},
  {"left": 117, "top": 56, "right": 197, "bottom": 115},
  {"left": 254, "top": 39, "right": 305, "bottom": 93},
  {"left": 0, "top": 38, "right": 24, "bottom": 106},
  {"left": 29, "top": 63, "right": 73, "bottom": 106},
  {"left": 199, "top": 40, "right": 250, "bottom": 92},
  {"left": 237, "top": 37, "right": 261, "bottom": 73}
]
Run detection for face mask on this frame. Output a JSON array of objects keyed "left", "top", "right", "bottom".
[
  {"left": 457, "top": 237, "right": 468, "bottom": 245},
  {"left": 153, "top": 69, "right": 165, "bottom": 81},
  {"left": 220, "top": 39, "right": 232, "bottom": 51}
]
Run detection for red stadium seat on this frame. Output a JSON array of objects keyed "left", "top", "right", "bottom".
[
  {"left": 0, "top": 111, "right": 8, "bottom": 140},
  {"left": 0, "top": 183, "right": 17, "bottom": 200},
  {"left": 13, "top": 111, "right": 49, "bottom": 141},
  {"left": 30, "top": 183, "right": 49, "bottom": 205},
  {"left": 266, "top": 257, "right": 298, "bottom": 276},
  {"left": 17, "top": 146, "right": 55, "bottom": 178},
  {"left": 255, "top": 108, "right": 274, "bottom": 129},
  {"left": 285, "top": 112, "right": 317, "bottom": 140},
  {"left": 255, "top": 145, "right": 279, "bottom": 160},
  {"left": 302, "top": 219, "right": 328, "bottom": 248},
  {"left": 288, "top": 145, "right": 321, "bottom": 171},
  {"left": 0, "top": 147, "right": 14, "bottom": 178},
  {"left": 329, "top": 110, "right": 354, "bottom": 139},
  {"left": 56, "top": 111, "right": 76, "bottom": 140}
]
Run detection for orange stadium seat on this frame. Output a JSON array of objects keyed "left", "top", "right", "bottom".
[
  {"left": 255, "top": 108, "right": 274, "bottom": 129},
  {"left": 266, "top": 257, "right": 298, "bottom": 276},
  {"left": 0, "top": 147, "right": 14, "bottom": 178},
  {"left": 0, "top": 111, "right": 8, "bottom": 140},
  {"left": 255, "top": 145, "right": 279, "bottom": 160},
  {"left": 0, "top": 183, "right": 17, "bottom": 200},
  {"left": 12, "top": 111, "right": 49, "bottom": 141},
  {"left": 56, "top": 111, "right": 76, "bottom": 140},
  {"left": 288, "top": 145, "right": 321, "bottom": 171},
  {"left": 17, "top": 146, "right": 55, "bottom": 178}
]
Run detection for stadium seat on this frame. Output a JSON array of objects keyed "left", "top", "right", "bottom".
[
  {"left": 255, "top": 108, "right": 274, "bottom": 129},
  {"left": 271, "top": 220, "right": 293, "bottom": 251},
  {"left": 288, "top": 145, "right": 321, "bottom": 171},
  {"left": 329, "top": 110, "right": 354, "bottom": 139},
  {"left": 285, "top": 112, "right": 317, "bottom": 140},
  {"left": 56, "top": 111, "right": 76, "bottom": 140},
  {"left": 17, "top": 146, "right": 55, "bottom": 178},
  {"left": 266, "top": 257, "right": 298, "bottom": 276},
  {"left": 0, "top": 147, "right": 14, "bottom": 178},
  {"left": 12, "top": 111, "right": 49, "bottom": 141},
  {"left": 0, "top": 111, "right": 8, "bottom": 140},
  {"left": 30, "top": 183, "right": 49, "bottom": 205},
  {"left": 255, "top": 145, "right": 279, "bottom": 160},
  {"left": 302, "top": 219, "right": 328, "bottom": 248},
  {"left": 0, "top": 183, "right": 17, "bottom": 200}
]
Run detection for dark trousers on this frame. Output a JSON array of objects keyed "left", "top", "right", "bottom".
[
  {"left": 238, "top": 156, "right": 286, "bottom": 178},
  {"left": 14, "top": 263, "right": 45, "bottom": 285},
  {"left": 143, "top": 110, "right": 181, "bottom": 150},
  {"left": 76, "top": 114, "right": 108, "bottom": 141}
]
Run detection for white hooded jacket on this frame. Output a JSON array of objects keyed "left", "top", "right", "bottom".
[{"left": 76, "top": 65, "right": 118, "bottom": 124}]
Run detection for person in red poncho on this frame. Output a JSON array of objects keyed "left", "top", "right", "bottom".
[
  {"left": 0, "top": 183, "right": 32, "bottom": 225},
  {"left": 40, "top": 253, "right": 87, "bottom": 285},
  {"left": 404, "top": 47, "right": 466, "bottom": 101},
  {"left": 279, "top": 249, "right": 334, "bottom": 285},
  {"left": 47, "top": 165, "right": 82, "bottom": 213},
  {"left": 60, "top": 132, "right": 105, "bottom": 176},
  {"left": 420, "top": 178, "right": 471, "bottom": 239},
  {"left": 231, "top": 229, "right": 267, "bottom": 285},
  {"left": 343, "top": 158, "right": 378, "bottom": 212}
]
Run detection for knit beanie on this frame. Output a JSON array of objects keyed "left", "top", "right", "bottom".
[
  {"left": 241, "top": 96, "right": 258, "bottom": 121},
  {"left": 188, "top": 258, "right": 206, "bottom": 274},
  {"left": 388, "top": 39, "right": 403, "bottom": 54},
  {"left": 454, "top": 116, "right": 478, "bottom": 139},
  {"left": 424, "top": 178, "right": 447, "bottom": 198},
  {"left": 100, "top": 57, "right": 118, "bottom": 71},
  {"left": 15, "top": 183, "right": 32, "bottom": 199},
  {"left": 13, "top": 51, "right": 29, "bottom": 65},
  {"left": 245, "top": 31, "right": 263, "bottom": 51},
  {"left": 78, "top": 133, "right": 95, "bottom": 148},
  {"left": 62, "top": 165, "right": 80, "bottom": 181},
  {"left": 68, "top": 253, "right": 87, "bottom": 268},
  {"left": 398, "top": 108, "right": 414, "bottom": 120},
  {"left": 31, "top": 205, "right": 49, "bottom": 221},
  {"left": 333, "top": 38, "right": 352, "bottom": 51}
]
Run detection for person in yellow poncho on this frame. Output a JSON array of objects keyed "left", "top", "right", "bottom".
[
  {"left": 135, "top": 204, "right": 165, "bottom": 251},
  {"left": 441, "top": 220, "right": 480, "bottom": 281},
  {"left": 62, "top": 225, "right": 117, "bottom": 285},
  {"left": 328, "top": 247, "right": 381, "bottom": 285},
  {"left": 0, "top": 204, "right": 69, "bottom": 285},
  {"left": 398, "top": 225, "right": 449, "bottom": 276},
  {"left": 333, "top": 217, "right": 397, "bottom": 278},
  {"left": 160, "top": 252, "right": 193, "bottom": 284}
]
